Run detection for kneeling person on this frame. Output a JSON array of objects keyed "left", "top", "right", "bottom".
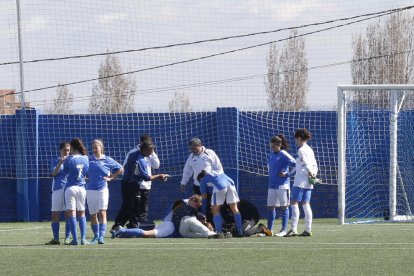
[{"left": 197, "top": 170, "right": 244, "bottom": 237}]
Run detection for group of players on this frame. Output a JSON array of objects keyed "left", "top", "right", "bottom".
[{"left": 46, "top": 128, "right": 318, "bottom": 245}]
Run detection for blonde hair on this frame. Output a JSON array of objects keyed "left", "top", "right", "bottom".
[{"left": 92, "top": 139, "right": 104, "bottom": 154}]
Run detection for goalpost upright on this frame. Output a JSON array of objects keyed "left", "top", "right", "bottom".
[{"left": 337, "top": 84, "right": 414, "bottom": 225}]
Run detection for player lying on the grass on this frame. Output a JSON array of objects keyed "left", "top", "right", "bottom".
[
  {"left": 220, "top": 199, "right": 273, "bottom": 237},
  {"left": 197, "top": 170, "right": 244, "bottom": 237},
  {"left": 112, "top": 195, "right": 218, "bottom": 239}
]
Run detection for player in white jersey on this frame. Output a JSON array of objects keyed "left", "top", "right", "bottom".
[
  {"left": 122, "top": 134, "right": 160, "bottom": 224},
  {"left": 45, "top": 141, "right": 72, "bottom": 245},
  {"left": 87, "top": 139, "right": 124, "bottom": 244},
  {"left": 285, "top": 128, "right": 318, "bottom": 237},
  {"left": 180, "top": 138, "right": 223, "bottom": 195}
]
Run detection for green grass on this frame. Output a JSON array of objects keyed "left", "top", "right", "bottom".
[{"left": 1, "top": 219, "right": 414, "bottom": 275}]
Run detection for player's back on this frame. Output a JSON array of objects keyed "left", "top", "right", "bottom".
[{"left": 64, "top": 154, "right": 89, "bottom": 187}]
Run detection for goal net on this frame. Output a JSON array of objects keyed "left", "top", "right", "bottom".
[{"left": 337, "top": 85, "right": 414, "bottom": 224}]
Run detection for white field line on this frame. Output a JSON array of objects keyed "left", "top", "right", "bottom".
[
  {"left": 0, "top": 226, "right": 47, "bottom": 232},
  {"left": 1, "top": 246, "right": 414, "bottom": 251}
]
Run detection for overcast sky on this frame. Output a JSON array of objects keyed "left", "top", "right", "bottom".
[{"left": 1, "top": 0, "right": 413, "bottom": 113}]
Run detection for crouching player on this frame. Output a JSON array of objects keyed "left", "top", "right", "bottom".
[{"left": 197, "top": 170, "right": 244, "bottom": 237}]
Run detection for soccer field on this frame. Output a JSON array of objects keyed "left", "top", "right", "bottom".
[{"left": 1, "top": 219, "right": 413, "bottom": 275}]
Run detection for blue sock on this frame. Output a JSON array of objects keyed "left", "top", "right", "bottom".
[
  {"left": 202, "top": 199, "right": 208, "bottom": 215},
  {"left": 267, "top": 209, "right": 276, "bottom": 230},
  {"left": 91, "top": 224, "right": 99, "bottom": 238},
  {"left": 99, "top": 224, "right": 106, "bottom": 239},
  {"left": 281, "top": 208, "right": 289, "bottom": 231},
  {"left": 65, "top": 219, "right": 71, "bottom": 239},
  {"left": 69, "top": 217, "right": 78, "bottom": 241},
  {"left": 120, "top": 228, "right": 144, "bottom": 238},
  {"left": 78, "top": 217, "right": 87, "bottom": 240},
  {"left": 213, "top": 214, "right": 223, "bottom": 233},
  {"left": 51, "top": 222, "right": 59, "bottom": 241},
  {"left": 234, "top": 212, "right": 243, "bottom": 232}
]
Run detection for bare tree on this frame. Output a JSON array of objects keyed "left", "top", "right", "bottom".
[
  {"left": 88, "top": 54, "right": 136, "bottom": 114},
  {"left": 168, "top": 91, "right": 192, "bottom": 112},
  {"left": 46, "top": 84, "right": 73, "bottom": 114},
  {"left": 265, "top": 29, "right": 309, "bottom": 111},
  {"left": 351, "top": 12, "right": 414, "bottom": 108}
]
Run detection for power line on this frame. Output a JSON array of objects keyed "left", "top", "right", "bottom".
[
  {"left": 25, "top": 47, "right": 414, "bottom": 107},
  {"left": 18, "top": 10, "right": 396, "bottom": 95},
  {"left": 0, "top": 5, "right": 412, "bottom": 66}
]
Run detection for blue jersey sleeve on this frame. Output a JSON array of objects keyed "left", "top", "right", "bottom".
[
  {"left": 136, "top": 156, "right": 151, "bottom": 181},
  {"left": 107, "top": 156, "right": 123, "bottom": 173}
]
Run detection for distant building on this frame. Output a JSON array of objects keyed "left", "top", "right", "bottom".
[{"left": 0, "top": 89, "right": 30, "bottom": 114}]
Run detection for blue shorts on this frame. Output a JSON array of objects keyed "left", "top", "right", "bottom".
[{"left": 291, "top": 186, "right": 312, "bottom": 203}]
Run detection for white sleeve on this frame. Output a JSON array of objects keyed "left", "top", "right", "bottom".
[
  {"left": 180, "top": 155, "right": 193, "bottom": 185},
  {"left": 148, "top": 152, "right": 160, "bottom": 169},
  {"left": 299, "top": 148, "right": 313, "bottom": 175},
  {"left": 210, "top": 150, "right": 223, "bottom": 173}
]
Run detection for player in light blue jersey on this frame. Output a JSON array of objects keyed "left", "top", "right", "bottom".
[
  {"left": 45, "top": 141, "right": 72, "bottom": 245},
  {"left": 63, "top": 138, "right": 90, "bottom": 245},
  {"left": 285, "top": 128, "right": 318, "bottom": 237},
  {"left": 267, "top": 135, "right": 296, "bottom": 237},
  {"left": 87, "top": 139, "right": 124, "bottom": 244},
  {"left": 197, "top": 171, "right": 243, "bottom": 237}
]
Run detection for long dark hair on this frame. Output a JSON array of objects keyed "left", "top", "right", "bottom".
[
  {"left": 270, "top": 134, "right": 289, "bottom": 150},
  {"left": 70, "top": 138, "right": 88, "bottom": 155}
]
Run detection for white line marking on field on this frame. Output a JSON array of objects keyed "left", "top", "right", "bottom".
[
  {"left": 105, "top": 241, "right": 414, "bottom": 246},
  {"left": 1, "top": 246, "right": 414, "bottom": 251},
  {"left": 0, "top": 227, "right": 46, "bottom": 232}
]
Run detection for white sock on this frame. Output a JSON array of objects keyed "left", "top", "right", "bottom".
[
  {"left": 302, "top": 203, "right": 313, "bottom": 232},
  {"left": 291, "top": 204, "right": 299, "bottom": 233}
]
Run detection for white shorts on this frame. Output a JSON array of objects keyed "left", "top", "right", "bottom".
[
  {"left": 87, "top": 187, "right": 109, "bottom": 214},
  {"left": 154, "top": 221, "right": 174, "bottom": 238},
  {"left": 65, "top": 185, "right": 86, "bottom": 211},
  {"left": 51, "top": 189, "right": 66, "bottom": 212},
  {"left": 267, "top": 188, "right": 290, "bottom": 207},
  {"left": 212, "top": 185, "right": 240, "bottom": 206}
]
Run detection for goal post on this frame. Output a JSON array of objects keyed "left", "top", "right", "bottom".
[{"left": 337, "top": 84, "right": 414, "bottom": 224}]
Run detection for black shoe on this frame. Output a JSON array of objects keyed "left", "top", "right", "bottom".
[
  {"left": 298, "top": 231, "right": 312, "bottom": 237},
  {"left": 284, "top": 229, "right": 298, "bottom": 237},
  {"left": 234, "top": 230, "right": 244, "bottom": 238}
]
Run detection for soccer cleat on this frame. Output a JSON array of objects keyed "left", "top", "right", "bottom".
[
  {"left": 45, "top": 239, "right": 60, "bottom": 245},
  {"left": 81, "top": 239, "right": 90, "bottom": 245},
  {"left": 274, "top": 230, "right": 287, "bottom": 237},
  {"left": 98, "top": 237, "right": 105, "bottom": 244},
  {"left": 284, "top": 229, "right": 298, "bottom": 237},
  {"left": 234, "top": 230, "right": 244, "bottom": 238},
  {"left": 64, "top": 238, "right": 71, "bottom": 245},
  {"left": 66, "top": 239, "right": 79, "bottom": 245},
  {"left": 258, "top": 223, "right": 273, "bottom": 237},
  {"left": 111, "top": 226, "right": 124, "bottom": 239},
  {"left": 224, "top": 232, "right": 233, "bottom": 239},
  {"left": 90, "top": 235, "right": 99, "bottom": 244},
  {"left": 299, "top": 231, "right": 312, "bottom": 237},
  {"left": 208, "top": 233, "right": 225, "bottom": 239}
]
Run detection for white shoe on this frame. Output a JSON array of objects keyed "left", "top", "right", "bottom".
[{"left": 274, "top": 230, "right": 287, "bottom": 237}]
